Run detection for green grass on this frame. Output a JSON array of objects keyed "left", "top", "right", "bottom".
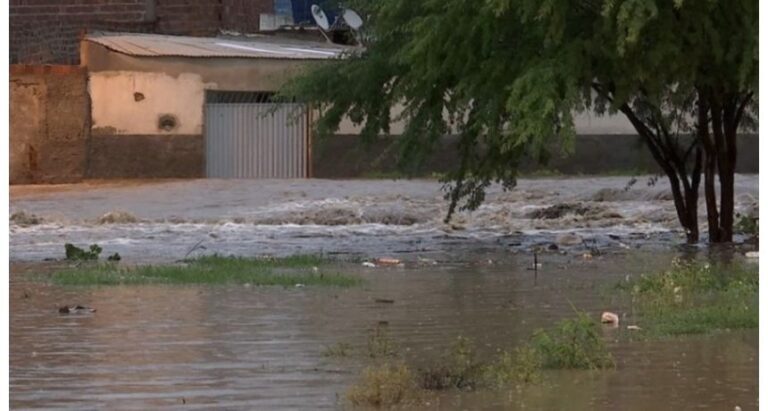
[
  {"left": 620, "top": 259, "right": 758, "bottom": 336},
  {"left": 528, "top": 312, "right": 615, "bottom": 370},
  {"left": 51, "top": 254, "right": 362, "bottom": 287}
]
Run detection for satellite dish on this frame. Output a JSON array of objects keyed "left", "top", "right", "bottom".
[
  {"left": 341, "top": 9, "right": 364, "bottom": 30},
  {"left": 310, "top": 4, "right": 330, "bottom": 31}
]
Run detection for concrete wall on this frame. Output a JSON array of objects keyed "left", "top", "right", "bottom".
[
  {"left": 10, "top": 65, "right": 90, "bottom": 184},
  {"left": 89, "top": 72, "right": 211, "bottom": 136},
  {"left": 312, "top": 134, "right": 759, "bottom": 178},
  {"left": 333, "top": 103, "right": 637, "bottom": 136}
]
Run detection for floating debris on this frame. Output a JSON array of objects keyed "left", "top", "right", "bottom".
[
  {"left": 375, "top": 257, "right": 401, "bottom": 266},
  {"left": 556, "top": 233, "right": 583, "bottom": 246},
  {"left": 10, "top": 211, "right": 43, "bottom": 226},
  {"left": 627, "top": 325, "right": 641, "bottom": 331},
  {"left": 375, "top": 298, "right": 395, "bottom": 304},
  {"left": 600, "top": 312, "right": 619, "bottom": 326},
  {"left": 362, "top": 262, "right": 376, "bottom": 268},
  {"left": 58, "top": 305, "right": 96, "bottom": 314},
  {"left": 417, "top": 257, "right": 438, "bottom": 266},
  {"left": 97, "top": 210, "right": 138, "bottom": 224},
  {"left": 745, "top": 251, "right": 759, "bottom": 259}
]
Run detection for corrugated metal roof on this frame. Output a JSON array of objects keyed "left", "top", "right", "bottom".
[{"left": 85, "top": 32, "right": 351, "bottom": 60}]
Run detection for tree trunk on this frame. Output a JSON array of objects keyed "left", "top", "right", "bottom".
[
  {"left": 710, "top": 97, "right": 737, "bottom": 243},
  {"left": 618, "top": 103, "right": 701, "bottom": 244},
  {"left": 703, "top": 153, "right": 720, "bottom": 242}
]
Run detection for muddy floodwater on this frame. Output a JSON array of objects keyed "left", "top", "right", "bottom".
[
  {"left": 10, "top": 254, "right": 758, "bottom": 410},
  {"left": 9, "top": 177, "right": 759, "bottom": 410}
]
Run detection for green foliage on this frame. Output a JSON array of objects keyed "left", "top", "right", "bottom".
[
  {"left": 285, "top": 0, "right": 757, "bottom": 222},
  {"left": 623, "top": 260, "right": 758, "bottom": 336},
  {"left": 51, "top": 255, "right": 361, "bottom": 286},
  {"left": 481, "top": 346, "right": 542, "bottom": 387},
  {"left": 735, "top": 215, "right": 759, "bottom": 237},
  {"left": 64, "top": 243, "right": 102, "bottom": 261},
  {"left": 530, "top": 313, "right": 615, "bottom": 370}
]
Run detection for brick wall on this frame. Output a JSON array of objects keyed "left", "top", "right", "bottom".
[
  {"left": 10, "top": 65, "right": 90, "bottom": 184},
  {"left": 10, "top": 0, "right": 273, "bottom": 65},
  {"left": 221, "top": 0, "right": 273, "bottom": 34},
  {"left": 154, "top": 0, "right": 221, "bottom": 36}
]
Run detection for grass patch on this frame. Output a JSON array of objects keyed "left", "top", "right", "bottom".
[
  {"left": 347, "top": 363, "right": 423, "bottom": 407},
  {"left": 51, "top": 254, "right": 361, "bottom": 287},
  {"left": 367, "top": 324, "right": 399, "bottom": 359},
  {"left": 322, "top": 342, "right": 353, "bottom": 358},
  {"left": 529, "top": 312, "right": 615, "bottom": 370},
  {"left": 621, "top": 259, "right": 758, "bottom": 336}
]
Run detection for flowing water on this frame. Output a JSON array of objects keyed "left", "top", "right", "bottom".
[
  {"left": 9, "top": 176, "right": 759, "bottom": 410},
  {"left": 9, "top": 176, "right": 759, "bottom": 262}
]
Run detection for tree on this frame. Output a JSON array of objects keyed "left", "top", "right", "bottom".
[{"left": 283, "top": 0, "right": 757, "bottom": 243}]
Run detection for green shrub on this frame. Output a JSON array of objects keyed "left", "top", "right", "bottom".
[
  {"left": 530, "top": 312, "right": 614, "bottom": 370},
  {"left": 64, "top": 243, "right": 102, "bottom": 261},
  {"left": 481, "top": 346, "right": 542, "bottom": 387}
]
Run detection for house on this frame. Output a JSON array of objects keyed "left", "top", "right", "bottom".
[
  {"left": 9, "top": 0, "right": 345, "bottom": 183},
  {"left": 83, "top": 32, "right": 350, "bottom": 179}
]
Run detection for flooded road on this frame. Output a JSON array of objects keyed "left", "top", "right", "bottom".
[
  {"left": 9, "top": 175, "right": 759, "bottom": 263},
  {"left": 10, "top": 253, "right": 758, "bottom": 410}
]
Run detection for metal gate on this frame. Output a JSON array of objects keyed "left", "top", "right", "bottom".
[{"left": 204, "top": 102, "right": 309, "bottom": 178}]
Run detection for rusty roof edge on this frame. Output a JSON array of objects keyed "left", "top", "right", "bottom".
[{"left": 84, "top": 31, "right": 353, "bottom": 60}]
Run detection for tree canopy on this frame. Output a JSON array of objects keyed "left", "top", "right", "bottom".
[{"left": 285, "top": 0, "right": 757, "bottom": 242}]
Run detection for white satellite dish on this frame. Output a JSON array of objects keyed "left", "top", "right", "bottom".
[
  {"left": 310, "top": 4, "right": 331, "bottom": 31},
  {"left": 341, "top": 8, "right": 364, "bottom": 30}
]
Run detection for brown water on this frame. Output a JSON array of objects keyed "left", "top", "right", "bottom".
[{"left": 10, "top": 252, "right": 758, "bottom": 410}]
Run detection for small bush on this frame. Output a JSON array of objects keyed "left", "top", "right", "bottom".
[
  {"left": 482, "top": 346, "right": 542, "bottom": 387},
  {"left": 347, "top": 363, "right": 421, "bottom": 407},
  {"left": 64, "top": 243, "right": 102, "bottom": 261},
  {"left": 418, "top": 336, "right": 483, "bottom": 390},
  {"left": 530, "top": 312, "right": 614, "bottom": 370}
]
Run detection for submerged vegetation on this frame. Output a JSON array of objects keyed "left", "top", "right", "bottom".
[
  {"left": 620, "top": 259, "right": 758, "bottom": 336},
  {"left": 529, "top": 313, "right": 615, "bottom": 370},
  {"left": 346, "top": 363, "right": 423, "bottom": 407},
  {"left": 64, "top": 243, "right": 102, "bottom": 261},
  {"left": 345, "top": 313, "right": 613, "bottom": 407},
  {"left": 51, "top": 254, "right": 361, "bottom": 287},
  {"left": 338, "top": 258, "right": 755, "bottom": 408}
]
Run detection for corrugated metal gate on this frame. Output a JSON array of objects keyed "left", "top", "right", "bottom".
[{"left": 204, "top": 100, "right": 309, "bottom": 178}]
